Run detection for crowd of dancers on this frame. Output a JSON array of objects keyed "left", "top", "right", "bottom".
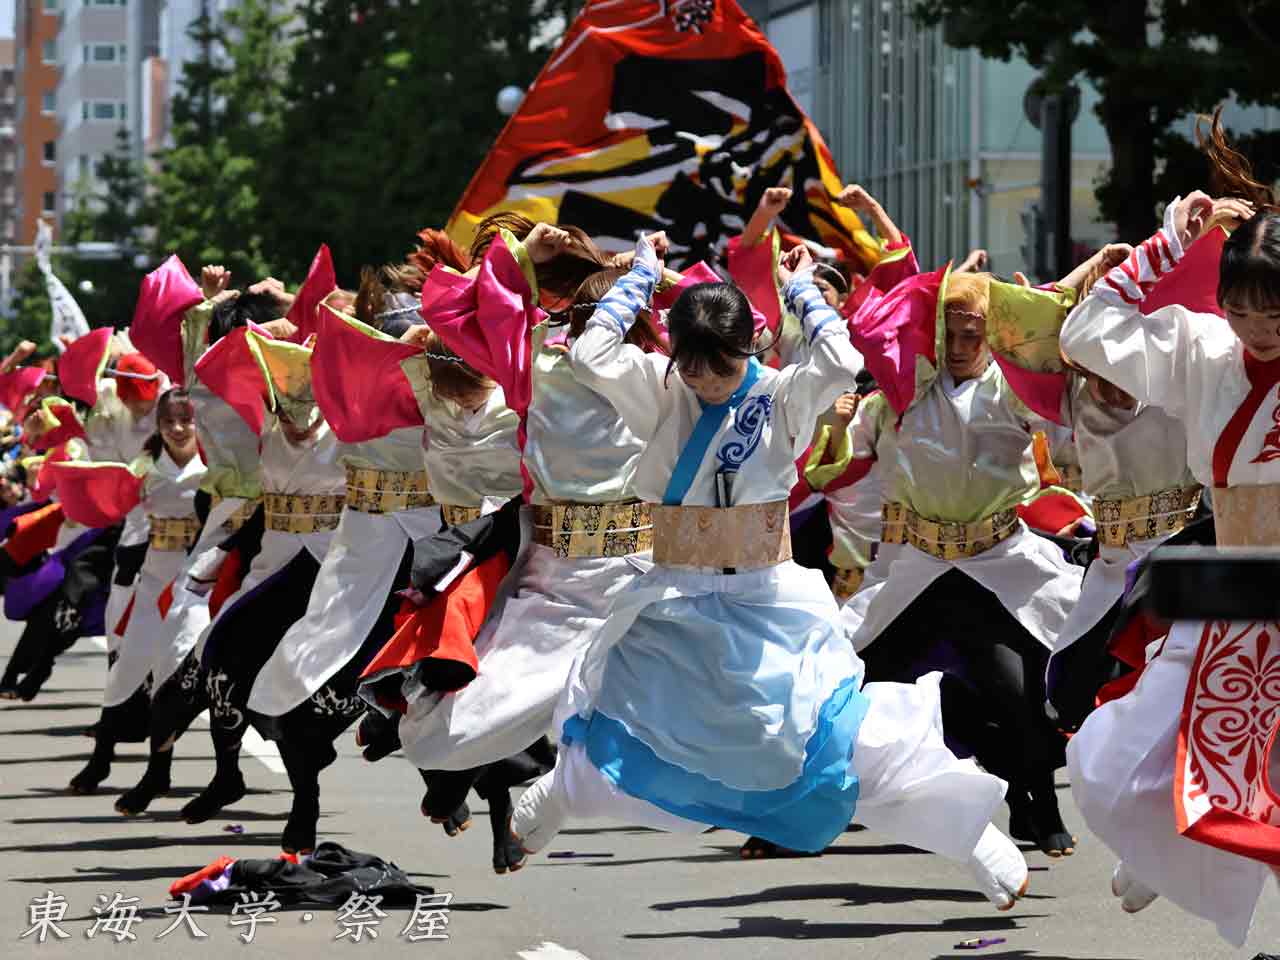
[{"left": 0, "top": 108, "right": 1277, "bottom": 947}]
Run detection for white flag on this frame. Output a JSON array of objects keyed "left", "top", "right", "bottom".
[{"left": 34, "top": 219, "right": 90, "bottom": 352}]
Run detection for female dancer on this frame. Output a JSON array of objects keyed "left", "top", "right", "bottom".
[
  {"left": 1060, "top": 162, "right": 1272, "bottom": 944},
  {"left": 54, "top": 388, "right": 206, "bottom": 794},
  {"left": 510, "top": 232, "right": 1029, "bottom": 910}
]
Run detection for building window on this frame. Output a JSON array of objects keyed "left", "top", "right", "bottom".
[
  {"left": 83, "top": 100, "right": 125, "bottom": 122},
  {"left": 42, "top": 141, "right": 56, "bottom": 164},
  {"left": 86, "top": 43, "right": 119, "bottom": 63},
  {"left": 42, "top": 0, "right": 58, "bottom": 10},
  {"left": 41, "top": 92, "right": 55, "bottom": 114},
  {"left": 42, "top": 192, "right": 56, "bottom": 214},
  {"left": 41, "top": 40, "right": 56, "bottom": 64}
]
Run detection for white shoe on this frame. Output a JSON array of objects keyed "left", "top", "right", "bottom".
[
  {"left": 510, "top": 770, "right": 566, "bottom": 855},
  {"left": 967, "top": 824, "right": 1030, "bottom": 910},
  {"left": 1111, "top": 862, "right": 1158, "bottom": 913}
]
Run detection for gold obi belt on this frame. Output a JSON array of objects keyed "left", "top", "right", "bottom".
[
  {"left": 531, "top": 500, "right": 654, "bottom": 559},
  {"left": 651, "top": 500, "right": 791, "bottom": 571},
  {"left": 148, "top": 516, "right": 200, "bottom": 551},
  {"left": 1212, "top": 484, "right": 1280, "bottom": 547},
  {"left": 440, "top": 504, "right": 486, "bottom": 528},
  {"left": 1095, "top": 486, "right": 1201, "bottom": 548},
  {"left": 881, "top": 502, "right": 908, "bottom": 545},
  {"left": 899, "top": 505, "right": 1020, "bottom": 561},
  {"left": 207, "top": 493, "right": 263, "bottom": 534},
  {"left": 831, "top": 565, "right": 865, "bottom": 602},
  {"left": 264, "top": 493, "right": 345, "bottom": 534},
  {"left": 344, "top": 466, "right": 434, "bottom": 514}
]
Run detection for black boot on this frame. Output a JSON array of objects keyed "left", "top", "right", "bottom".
[
  {"left": 420, "top": 768, "right": 477, "bottom": 835},
  {"left": 69, "top": 735, "right": 114, "bottom": 793},
  {"left": 356, "top": 710, "right": 401, "bottom": 763},
  {"left": 476, "top": 772, "right": 525, "bottom": 874},
  {"left": 182, "top": 728, "right": 246, "bottom": 824},
  {"left": 115, "top": 748, "right": 173, "bottom": 815}
]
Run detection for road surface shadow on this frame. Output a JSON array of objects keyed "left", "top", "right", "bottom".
[
  {"left": 0, "top": 830, "right": 349, "bottom": 855},
  {"left": 651, "top": 881, "right": 987, "bottom": 911},
  {"left": 626, "top": 914, "right": 1046, "bottom": 941}
]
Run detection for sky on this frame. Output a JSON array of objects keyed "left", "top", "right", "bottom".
[{"left": 1, "top": 0, "right": 12, "bottom": 38}]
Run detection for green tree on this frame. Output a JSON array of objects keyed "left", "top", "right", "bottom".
[
  {"left": 260, "top": 0, "right": 568, "bottom": 283},
  {"left": 145, "top": 0, "right": 293, "bottom": 284},
  {"left": 914, "top": 1, "right": 1280, "bottom": 241},
  {"left": 3, "top": 260, "right": 60, "bottom": 355}
]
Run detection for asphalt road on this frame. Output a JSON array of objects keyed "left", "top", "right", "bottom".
[{"left": 2, "top": 619, "right": 1277, "bottom": 959}]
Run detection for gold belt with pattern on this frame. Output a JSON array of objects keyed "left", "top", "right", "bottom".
[
  {"left": 148, "top": 516, "right": 201, "bottom": 551},
  {"left": 651, "top": 500, "right": 790, "bottom": 570},
  {"left": 1094, "top": 486, "right": 1201, "bottom": 548},
  {"left": 531, "top": 500, "right": 653, "bottom": 558},
  {"left": 264, "top": 493, "right": 345, "bottom": 534},
  {"left": 343, "top": 466, "right": 434, "bottom": 514},
  {"left": 831, "top": 565, "right": 865, "bottom": 602},
  {"left": 900, "top": 505, "right": 1020, "bottom": 560},
  {"left": 880, "top": 502, "right": 908, "bottom": 545},
  {"left": 221, "top": 497, "right": 261, "bottom": 534},
  {"left": 440, "top": 504, "right": 486, "bottom": 528}
]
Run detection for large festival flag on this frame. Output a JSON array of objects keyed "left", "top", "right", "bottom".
[{"left": 446, "top": 0, "right": 880, "bottom": 272}]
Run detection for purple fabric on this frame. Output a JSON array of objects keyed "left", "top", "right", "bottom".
[
  {"left": 3, "top": 527, "right": 106, "bottom": 621},
  {"left": 200, "top": 552, "right": 298, "bottom": 668}
]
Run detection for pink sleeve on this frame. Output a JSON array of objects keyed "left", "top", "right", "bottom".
[
  {"left": 866, "top": 235, "right": 920, "bottom": 292},
  {"left": 56, "top": 327, "right": 113, "bottom": 406},
  {"left": 31, "top": 401, "right": 87, "bottom": 452},
  {"left": 285, "top": 245, "right": 337, "bottom": 343},
  {"left": 193, "top": 327, "right": 271, "bottom": 435},
  {"left": 311, "top": 310, "right": 424, "bottom": 443},
  {"left": 130, "top": 255, "right": 203, "bottom": 387},
  {"left": 419, "top": 240, "right": 542, "bottom": 418},
  {"left": 846, "top": 267, "right": 946, "bottom": 415},
  {"left": 48, "top": 461, "right": 145, "bottom": 527},
  {"left": 0, "top": 367, "right": 46, "bottom": 414},
  {"left": 725, "top": 232, "right": 782, "bottom": 334}
]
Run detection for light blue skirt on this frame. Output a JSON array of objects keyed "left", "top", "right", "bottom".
[{"left": 559, "top": 561, "right": 869, "bottom": 852}]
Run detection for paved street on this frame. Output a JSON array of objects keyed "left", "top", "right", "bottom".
[{"left": 2, "top": 618, "right": 1277, "bottom": 959}]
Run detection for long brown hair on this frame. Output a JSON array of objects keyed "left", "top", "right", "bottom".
[
  {"left": 552, "top": 268, "right": 668, "bottom": 355},
  {"left": 407, "top": 228, "right": 471, "bottom": 279},
  {"left": 355, "top": 264, "right": 425, "bottom": 330},
  {"left": 470, "top": 212, "right": 614, "bottom": 308},
  {"left": 1198, "top": 106, "right": 1279, "bottom": 214},
  {"left": 422, "top": 330, "right": 498, "bottom": 403}
]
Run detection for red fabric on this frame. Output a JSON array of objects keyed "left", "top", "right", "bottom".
[
  {"left": 130, "top": 255, "right": 203, "bottom": 387},
  {"left": 208, "top": 547, "right": 248, "bottom": 619},
  {"left": 29, "top": 442, "right": 73, "bottom": 501},
  {"left": 725, "top": 233, "right": 782, "bottom": 333},
  {"left": 286, "top": 245, "right": 337, "bottom": 342},
  {"left": 821, "top": 455, "right": 875, "bottom": 496},
  {"left": 114, "top": 593, "right": 135, "bottom": 637},
  {"left": 310, "top": 309, "right": 423, "bottom": 443},
  {"left": 1016, "top": 492, "right": 1088, "bottom": 535},
  {"left": 113, "top": 352, "right": 161, "bottom": 405},
  {"left": 56, "top": 327, "right": 113, "bottom": 406},
  {"left": 47, "top": 461, "right": 144, "bottom": 527},
  {"left": 1211, "top": 352, "right": 1280, "bottom": 487},
  {"left": 446, "top": 0, "right": 875, "bottom": 272},
  {"left": 0, "top": 366, "right": 46, "bottom": 413},
  {"left": 358, "top": 553, "right": 510, "bottom": 713},
  {"left": 169, "top": 855, "right": 237, "bottom": 898},
  {"left": 787, "top": 447, "right": 814, "bottom": 512},
  {"left": 1108, "top": 610, "right": 1166, "bottom": 672},
  {"left": 1142, "top": 227, "right": 1226, "bottom": 318},
  {"left": 30, "top": 401, "right": 86, "bottom": 452},
  {"left": 193, "top": 326, "right": 272, "bottom": 434},
  {"left": 1095, "top": 668, "right": 1143, "bottom": 709},
  {"left": 157, "top": 580, "right": 175, "bottom": 619},
  {"left": 1174, "top": 621, "right": 1280, "bottom": 866},
  {"left": 3, "top": 502, "right": 65, "bottom": 566}
]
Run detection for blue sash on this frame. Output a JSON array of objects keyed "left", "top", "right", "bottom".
[{"left": 662, "top": 359, "right": 762, "bottom": 506}]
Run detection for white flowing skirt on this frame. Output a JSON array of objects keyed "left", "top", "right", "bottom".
[
  {"left": 1067, "top": 619, "right": 1273, "bottom": 945},
  {"left": 102, "top": 546, "right": 189, "bottom": 707},
  {"left": 399, "top": 510, "right": 650, "bottom": 772},
  {"left": 847, "top": 524, "right": 1082, "bottom": 652},
  {"left": 248, "top": 505, "right": 441, "bottom": 718}
]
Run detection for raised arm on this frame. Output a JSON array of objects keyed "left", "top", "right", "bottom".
[
  {"left": 1060, "top": 194, "right": 1227, "bottom": 417},
  {"left": 569, "top": 234, "right": 669, "bottom": 442}
]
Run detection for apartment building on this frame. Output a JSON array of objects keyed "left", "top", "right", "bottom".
[
  {"left": 0, "top": 39, "right": 18, "bottom": 248},
  {"left": 13, "top": 0, "right": 61, "bottom": 246}
]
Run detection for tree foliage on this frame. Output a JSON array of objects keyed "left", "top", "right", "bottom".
[{"left": 914, "top": 0, "right": 1280, "bottom": 241}]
